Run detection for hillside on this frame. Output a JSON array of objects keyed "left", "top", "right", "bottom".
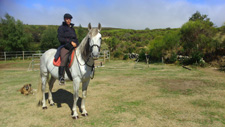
[{"left": 1, "top": 12, "right": 225, "bottom": 67}]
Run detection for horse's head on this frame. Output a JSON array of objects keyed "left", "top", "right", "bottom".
[{"left": 87, "top": 23, "right": 102, "bottom": 60}]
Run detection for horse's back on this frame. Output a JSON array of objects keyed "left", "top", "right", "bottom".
[{"left": 40, "top": 49, "right": 57, "bottom": 72}]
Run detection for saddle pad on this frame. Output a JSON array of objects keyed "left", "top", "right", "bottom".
[{"left": 53, "top": 49, "right": 75, "bottom": 68}]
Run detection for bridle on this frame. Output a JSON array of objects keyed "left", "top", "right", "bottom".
[
  {"left": 90, "top": 44, "right": 101, "bottom": 52},
  {"left": 75, "top": 36, "right": 101, "bottom": 79},
  {"left": 88, "top": 37, "right": 101, "bottom": 53}
]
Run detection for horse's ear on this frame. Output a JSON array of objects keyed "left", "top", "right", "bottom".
[
  {"left": 88, "top": 23, "right": 91, "bottom": 31},
  {"left": 98, "top": 23, "right": 101, "bottom": 31}
]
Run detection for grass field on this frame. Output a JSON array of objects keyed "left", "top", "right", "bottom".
[{"left": 0, "top": 60, "right": 225, "bottom": 127}]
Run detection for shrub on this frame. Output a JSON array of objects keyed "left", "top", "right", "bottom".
[
  {"left": 168, "top": 52, "right": 177, "bottom": 63},
  {"left": 123, "top": 54, "right": 129, "bottom": 60},
  {"left": 113, "top": 50, "right": 123, "bottom": 58}
]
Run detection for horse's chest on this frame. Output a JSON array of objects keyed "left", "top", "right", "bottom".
[
  {"left": 82, "top": 71, "right": 92, "bottom": 79},
  {"left": 79, "top": 68, "right": 92, "bottom": 80}
]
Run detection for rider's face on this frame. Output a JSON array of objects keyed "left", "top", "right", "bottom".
[{"left": 64, "top": 18, "right": 71, "bottom": 26}]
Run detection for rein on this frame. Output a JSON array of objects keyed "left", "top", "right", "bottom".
[
  {"left": 75, "top": 51, "right": 95, "bottom": 79},
  {"left": 74, "top": 35, "right": 100, "bottom": 80}
]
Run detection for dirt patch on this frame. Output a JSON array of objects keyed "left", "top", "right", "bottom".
[
  {"left": 0, "top": 63, "right": 14, "bottom": 69},
  {"left": 159, "top": 79, "right": 206, "bottom": 95}
]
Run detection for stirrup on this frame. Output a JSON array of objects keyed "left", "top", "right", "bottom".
[{"left": 59, "top": 77, "right": 65, "bottom": 85}]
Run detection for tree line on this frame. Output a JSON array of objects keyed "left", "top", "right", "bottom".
[
  {"left": 0, "top": 13, "right": 88, "bottom": 51},
  {"left": 0, "top": 12, "right": 225, "bottom": 65}
]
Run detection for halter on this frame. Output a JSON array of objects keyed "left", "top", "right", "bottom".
[
  {"left": 75, "top": 37, "right": 101, "bottom": 79},
  {"left": 88, "top": 37, "right": 101, "bottom": 52},
  {"left": 90, "top": 44, "right": 101, "bottom": 52}
]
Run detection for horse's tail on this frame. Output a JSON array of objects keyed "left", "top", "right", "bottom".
[
  {"left": 36, "top": 76, "right": 42, "bottom": 106},
  {"left": 37, "top": 54, "right": 45, "bottom": 106}
]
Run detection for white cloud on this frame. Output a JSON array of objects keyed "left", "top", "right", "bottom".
[
  {"left": 0, "top": 0, "right": 225, "bottom": 29},
  {"left": 73, "top": 0, "right": 225, "bottom": 29}
]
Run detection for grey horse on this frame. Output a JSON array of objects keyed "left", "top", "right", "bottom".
[{"left": 37, "top": 23, "right": 102, "bottom": 119}]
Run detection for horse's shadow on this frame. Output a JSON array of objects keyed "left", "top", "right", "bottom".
[{"left": 45, "top": 89, "right": 82, "bottom": 113}]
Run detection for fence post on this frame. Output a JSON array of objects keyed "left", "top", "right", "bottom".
[
  {"left": 22, "top": 51, "right": 24, "bottom": 61},
  {"left": 103, "top": 50, "right": 106, "bottom": 63},
  {"left": 32, "top": 54, "right": 34, "bottom": 71},
  {"left": 109, "top": 51, "right": 110, "bottom": 62},
  {"left": 4, "top": 52, "right": 6, "bottom": 61}
]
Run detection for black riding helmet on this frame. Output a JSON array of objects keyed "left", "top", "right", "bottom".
[{"left": 64, "top": 13, "right": 73, "bottom": 19}]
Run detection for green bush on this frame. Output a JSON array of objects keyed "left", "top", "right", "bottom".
[
  {"left": 168, "top": 52, "right": 177, "bottom": 63},
  {"left": 113, "top": 50, "right": 123, "bottom": 58},
  {"left": 123, "top": 54, "right": 129, "bottom": 60},
  {"left": 181, "top": 51, "right": 203, "bottom": 65},
  {"left": 138, "top": 48, "right": 147, "bottom": 61},
  {"left": 190, "top": 51, "right": 203, "bottom": 63}
]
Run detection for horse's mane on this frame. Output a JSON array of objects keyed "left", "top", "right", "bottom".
[
  {"left": 78, "top": 35, "right": 90, "bottom": 60},
  {"left": 77, "top": 28, "right": 99, "bottom": 60}
]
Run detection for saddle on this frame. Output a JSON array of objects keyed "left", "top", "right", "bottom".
[
  {"left": 53, "top": 49, "right": 76, "bottom": 81},
  {"left": 53, "top": 49, "right": 75, "bottom": 68}
]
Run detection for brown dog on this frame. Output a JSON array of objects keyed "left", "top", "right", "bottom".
[{"left": 19, "top": 84, "right": 33, "bottom": 95}]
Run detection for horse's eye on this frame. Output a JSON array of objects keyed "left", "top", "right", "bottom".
[{"left": 100, "top": 37, "right": 102, "bottom": 40}]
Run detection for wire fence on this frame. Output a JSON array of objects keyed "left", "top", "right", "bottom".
[
  {"left": 0, "top": 50, "right": 110, "bottom": 71},
  {"left": 0, "top": 51, "right": 45, "bottom": 61},
  {"left": 0, "top": 50, "right": 110, "bottom": 61}
]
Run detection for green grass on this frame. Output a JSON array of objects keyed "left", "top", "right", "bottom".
[
  {"left": 0, "top": 60, "right": 225, "bottom": 127},
  {"left": 191, "top": 99, "right": 224, "bottom": 108}
]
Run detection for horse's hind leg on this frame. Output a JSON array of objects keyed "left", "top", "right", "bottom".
[{"left": 48, "top": 77, "right": 56, "bottom": 106}]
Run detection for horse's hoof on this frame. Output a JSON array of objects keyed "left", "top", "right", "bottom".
[
  {"left": 72, "top": 116, "right": 79, "bottom": 119},
  {"left": 42, "top": 106, "right": 47, "bottom": 109},
  {"left": 82, "top": 113, "right": 88, "bottom": 117},
  {"left": 50, "top": 103, "right": 55, "bottom": 106}
]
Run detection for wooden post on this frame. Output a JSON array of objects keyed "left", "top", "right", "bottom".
[
  {"left": 146, "top": 56, "right": 149, "bottom": 67},
  {"left": 22, "top": 51, "right": 25, "bottom": 61},
  {"left": 108, "top": 51, "right": 110, "bottom": 62},
  {"left": 103, "top": 51, "right": 106, "bottom": 63},
  {"left": 32, "top": 54, "right": 34, "bottom": 71},
  {"left": 4, "top": 52, "right": 6, "bottom": 61}
]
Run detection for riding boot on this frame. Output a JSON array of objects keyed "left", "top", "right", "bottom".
[{"left": 58, "top": 66, "right": 65, "bottom": 85}]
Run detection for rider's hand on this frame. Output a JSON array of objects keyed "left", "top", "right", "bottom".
[{"left": 71, "top": 41, "right": 77, "bottom": 47}]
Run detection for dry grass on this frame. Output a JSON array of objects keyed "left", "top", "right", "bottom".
[{"left": 0, "top": 60, "right": 225, "bottom": 127}]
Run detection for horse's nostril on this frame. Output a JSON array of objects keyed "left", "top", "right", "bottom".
[{"left": 92, "top": 53, "right": 98, "bottom": 58}]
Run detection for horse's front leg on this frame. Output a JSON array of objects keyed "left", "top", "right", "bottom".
[
  {"left": 48, "top": 77, "right": 56, "bottom": 106},
  {"left": 72, "top": 77, "right": 81, "bottom": 119},
  {"left": 81, "top": 79, "right": 90, "bottom": 116}
]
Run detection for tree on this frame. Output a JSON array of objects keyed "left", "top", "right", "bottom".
[
  {"left": 180, "top": 12, "right": 216, "bottom": 63},
  {"left": 0, "top": 13, "right": 32, "bottom": 51},
  {"left": 76, "top": 24, "right": 87, "bottom": 43},
  {"left": 189, "top": 11, "right": 213, "bottom": 26},
  {"left": 147, "top": 31, "right": 180, "bottom": 62},
  {"left": 40, "top": 27, "right": 59, "bottom": 50},
  {"left": 145, "top": 27, "right": 150, "bottom": 30},
  {"left": 148, "top": 36, "right": 164, "bottom": 60},
  {"left": 105, "top": 37, "right": 120, "bottom": 52},
  {"left": 180, "top": 21, "right": 215, "bottom": 55}
]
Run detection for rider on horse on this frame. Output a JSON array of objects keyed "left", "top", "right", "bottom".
[{"left": 57, "top": 13, "right": 79, "bottom": 85}]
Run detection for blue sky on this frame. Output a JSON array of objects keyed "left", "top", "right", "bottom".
[{"left": 0, "top": 0, "right": 225, "bottom": 29}]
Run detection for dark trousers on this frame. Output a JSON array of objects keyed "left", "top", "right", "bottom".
[{"left": 60, "top": 47, "right": 69, "bottom": 66}]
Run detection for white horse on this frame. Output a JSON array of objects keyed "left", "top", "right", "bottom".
[{"left": 37, "top": 23, "right": 102, "bottom": 119}]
